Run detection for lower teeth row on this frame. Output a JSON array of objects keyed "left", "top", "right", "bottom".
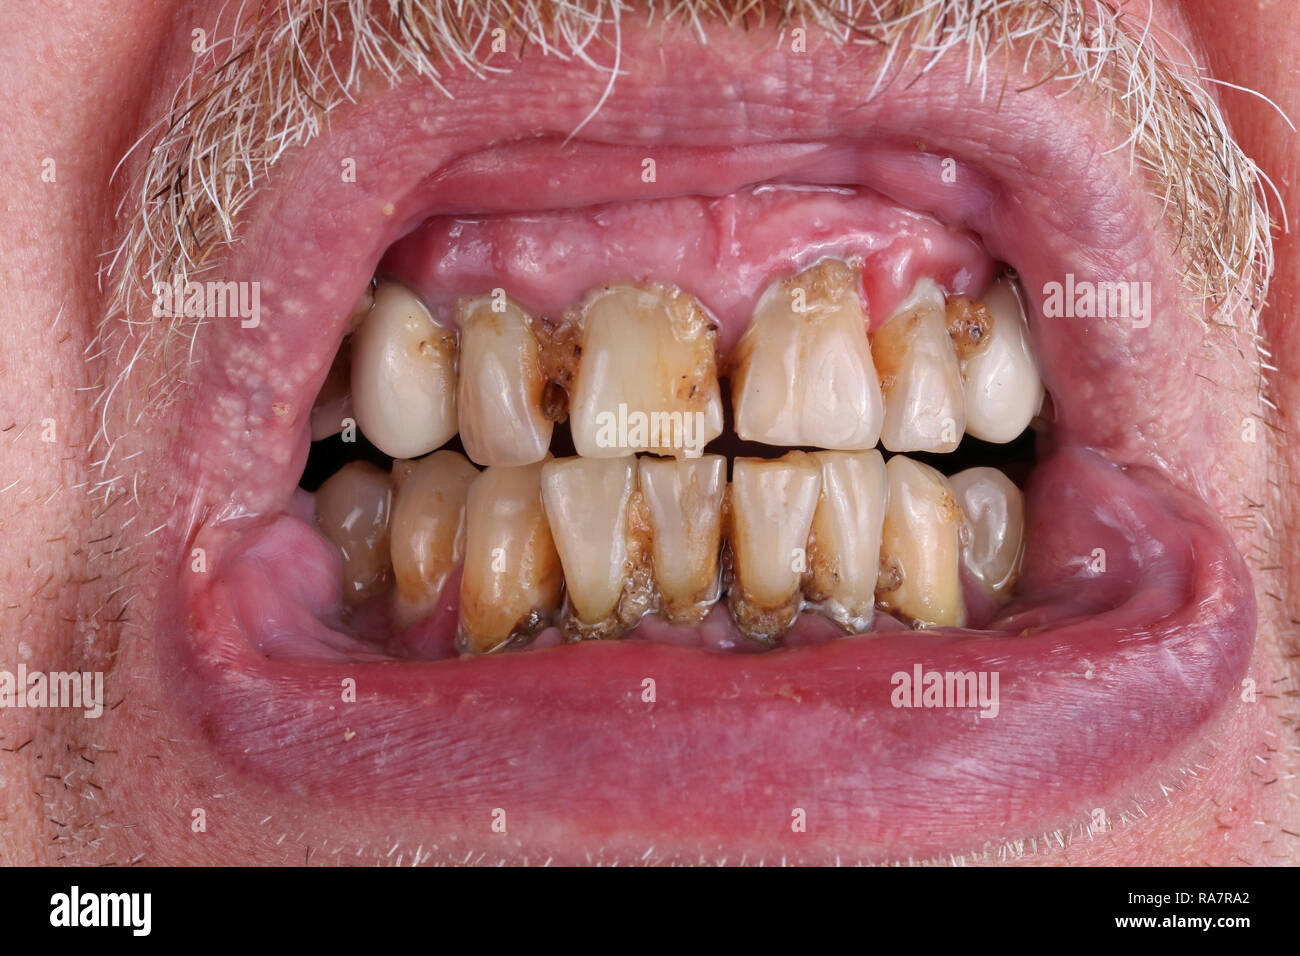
[{"left": 313, "top": 450, "right": 1025, "bottom": 655}]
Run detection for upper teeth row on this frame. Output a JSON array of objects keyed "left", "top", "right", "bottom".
[{"left": 315, "top": 259, "right": 1044, "bottom": 461}]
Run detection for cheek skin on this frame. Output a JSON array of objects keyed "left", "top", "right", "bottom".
[{"left": 0, "top": 0, "right": 1295, "bottom": 865}]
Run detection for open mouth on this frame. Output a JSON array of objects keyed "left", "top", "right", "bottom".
[{"left": 144, "top": 14, "right": 1257, "bottom": 863}]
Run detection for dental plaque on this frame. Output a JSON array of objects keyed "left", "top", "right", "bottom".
[{"left": 300, "top": 186, "right": 1044, "bottom": 658}]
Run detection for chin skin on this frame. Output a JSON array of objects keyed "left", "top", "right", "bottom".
[{"left": 0, "top": 0, "right": 1296, "bottom": 866}]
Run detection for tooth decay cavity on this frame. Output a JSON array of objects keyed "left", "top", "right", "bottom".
[
  {"left": 568, "top": 285, "right": 723, "bottom": 459},
  {"left": 313, "top": 258, "right": 1045, "bottom": 652}
]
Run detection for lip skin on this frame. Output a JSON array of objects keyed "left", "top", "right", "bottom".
[{"left": 81, "top": 7, "right": 1279, "bottom": 864}]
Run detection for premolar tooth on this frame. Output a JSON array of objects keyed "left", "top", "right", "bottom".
[
  {"left": 732, "top": 260, "right": 884, "bottom": 449},
  {"left": 389, "top": 451, "right": 478, "bottom": 629},
  {"left": 457, "top": 295, "right": 553, "bottom": 466},
  {"left": 351, "top": 280, "right": 458, "bottom": 459},
  {"left": 315, "top": 461, "right": 392, "bottom": 605},
  {"left": 806, "top": 450, "right": 888, "bottom": 632},
  {"left": 728, "top": 453, "right": 821, "bottom": 642},
  {"left": 459, "top": 461, "right": 563, "bottom": 654},
  {"left": 541, "top": 456, "right": 650, "bottom": 639},
  {"left": 568, "top": 285, "right": 723, "bottom": 459},
  {"left": 876, "top": 455, "right": 965, "bottom": 627},
  {"left": 873, "top": 279, "right": 966, "bottom": 453},
  {"left": 955, "top": 277, "right": 1044, "bottom": 443},
  {"left": 950, "top": 467, "right": 1025, "bottom": 598},
  {"left": 638, "top": 455, "right": 726, "bottom": 624},
  {"left": 310, "top": 339, "right": 353, "bottom": 441}
]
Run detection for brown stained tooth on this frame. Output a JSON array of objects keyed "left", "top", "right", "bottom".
[
  {"left": 875, "top": 455, "right": 965, "bottom": 628},
  {"left": 314, "top": 461, "right": 393, "bottom": 606},
  {"left": 567, "top": 285, "right": 723, "bottom": 459},
  {"left": 350, "top": 280, "right": 458, "bottom": 459},
  {"left": 732, "top": 259, "right": 884, "bottom": 449},
  {"left": 541, "top": 456, "right": 652, "bottom": 640},
  {"left": 457, "top": 295, "right": 553, "bottom": 466},
  {"left": 389, "top": 451, "right": 478, "bottom": 629},
  {"left": 310, "top": 339, "right": 354, "bottom": 441},
  {"left": 638, "top": 455, "right": 726, "bottom": 625},
  {"left": 806, "top": 450, "right": 888, "bottom": 633},
  {"left": 959, "top": 276, "right": 1045, "bottom": 443},
  {"left": 873, "top": 278, "right": 966, "bottom": 453},
  {"left": 458, "top": 461, "right": 564, "bottom": 654},
  {"left": 727, "top": 453, "right": 821, "bottom": 643},
  {"left": 949, "top": 466, "right": 1026, "bottom": 599}
]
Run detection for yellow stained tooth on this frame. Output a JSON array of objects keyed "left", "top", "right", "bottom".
[
  {"left": 873, "top": 278, "right": 966, "bottom": 453},
  {"left": 389, "top": 451, "right": 478, "bottom": 629},
  {"left": 876, "top": 455, "right": 965, "bottom": 628},
  {"left": 950, "top": 466, "right": 1025, "bottom": 599},
  {"left": 350, "top": 280, "right": 458, "bottom": 459},
  {"left": 458, "top": 461, "right": 563, "bottom": 654},
  {"left": 315, "top": 461, "right": 393, "bottom": 605},
  {"left": 807, "top": 450, "right": 888, "bottom": 632},
  {"left": 542, "top": 456, "right": 650, "bottom": 638},
  {"left": 457, "top": 295, "right": 553, "bottom": 466},
  {"left": 638, "top": 455, "right": 726, "bottom": 624},
  {"left": 728, "top": 453, "right": 821, "bottom": 643},
  {"left": 732, "top": 260, "right": 884, "bottom": 449},
  {"left": 957, "top": 277, "right": 1044, "bottom": 444},
  {"left": 568, "top": 285, "right": 723, "bottom": 459}
]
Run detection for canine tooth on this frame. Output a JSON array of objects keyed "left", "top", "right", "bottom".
[
  {"left": 807, "top": 450, "right": 888, "bottom": 632},
  {"left": 732, "top": 260, "right": 884, "bottom": 449},
  {"left": 457, "top": 296, "right": 553, "bottom": 466},
  {"left": 459, "top": 461, "right": 563, "bottom": 654},
  {"left": 315, "top": 461, "right": 392, "bottom": 605},
  {"left": 542, "top": 456, "right": 649, "bottom": 638},
  {"left": 876, "top": 456, "right": 964, "bottom": 627},
  {"left": 389, "top": 451, "right": 478, "bottom": 629},
  {"left": 873, "top": 279, "right": 965, "bottom": 453},
  {"left": 728, "top": 453, "right": 821, "bottom": 642},
  {"left": 638, "top": 455, "right": 726, "bottom": 624},
  {"left": 310, "top": 340, "right": 353, "bottom": 441},
  {"left": 957, "top": 277, "right": 1044, "bottom": 443},
  {"left": 950, "top": 467, "right": 1025, "bottom": 598},
  {"left": 568, "top": 285, "right": 723, "bottom": 459},
  {"left": 351, "top": 280, "right": 458, "bottom": 459}
]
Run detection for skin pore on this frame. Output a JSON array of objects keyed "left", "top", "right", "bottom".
[{"left": 0, "top": 0, "right": 1296, "bottom": 864}]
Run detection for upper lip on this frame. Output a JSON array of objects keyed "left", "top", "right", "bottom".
[{"left": 148, "top": 19, "right": 1255, "bottom": 861}]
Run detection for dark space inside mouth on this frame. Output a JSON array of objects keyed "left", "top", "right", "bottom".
[{"left": 299, "top": 368, "right": 1040, "bottom": 492}]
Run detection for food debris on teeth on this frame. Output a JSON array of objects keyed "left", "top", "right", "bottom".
[
  {"left": 567, "top": 284, "right": 723, "bottom": 459},
  {"left": 876, "top": 455, "right": 965, "bottom": 628},
  {"left": 389, "top": 451, "right": 478, "bottom": 629},
  {"left": 458, "top": 461, "right": 564, "bottom": 654},
  {"left": 956, "top": 276, "right": 1045, "bottom": 444},
  {"left": 732, "top": 259, "right": 884, "bottom": 450},
  {"left": 950, "top": 466, "right": 1026, "bottom": 599},
  {"left": 806, "top": 450, "right": 888, "bottom": 632},
  {"left": 873, "top": 278, "right": 966, "bottom": 454},
  {"left": 541, "top": 456, "right": 651, "bottom": 640},
  {"left": 457, "top": 295, "right": 553, "bottom": 466},
  {"left": 727, "top": 452, "right": 822, "bottom": 643},
  {"left": 638, "top": 454, "right": 726, "bottom": 625},
  {"left": 351, "top": 279, "right": 458, "bottom": 459},
  {"left": 314, "top": 461, "right": 393, "bottom": 606}
]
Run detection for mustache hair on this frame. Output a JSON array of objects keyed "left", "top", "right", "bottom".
[{"left": 95, "top": 0, "right": 1275, "bottom": 449}]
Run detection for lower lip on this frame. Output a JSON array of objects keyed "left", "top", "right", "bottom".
[{"left": 165, "top": 445, "right": 1253, "bottom": 860}]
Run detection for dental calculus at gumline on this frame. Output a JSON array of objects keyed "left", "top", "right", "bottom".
[{"left": 313, "top": 257, "right": 1039, "bottom": 650}]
